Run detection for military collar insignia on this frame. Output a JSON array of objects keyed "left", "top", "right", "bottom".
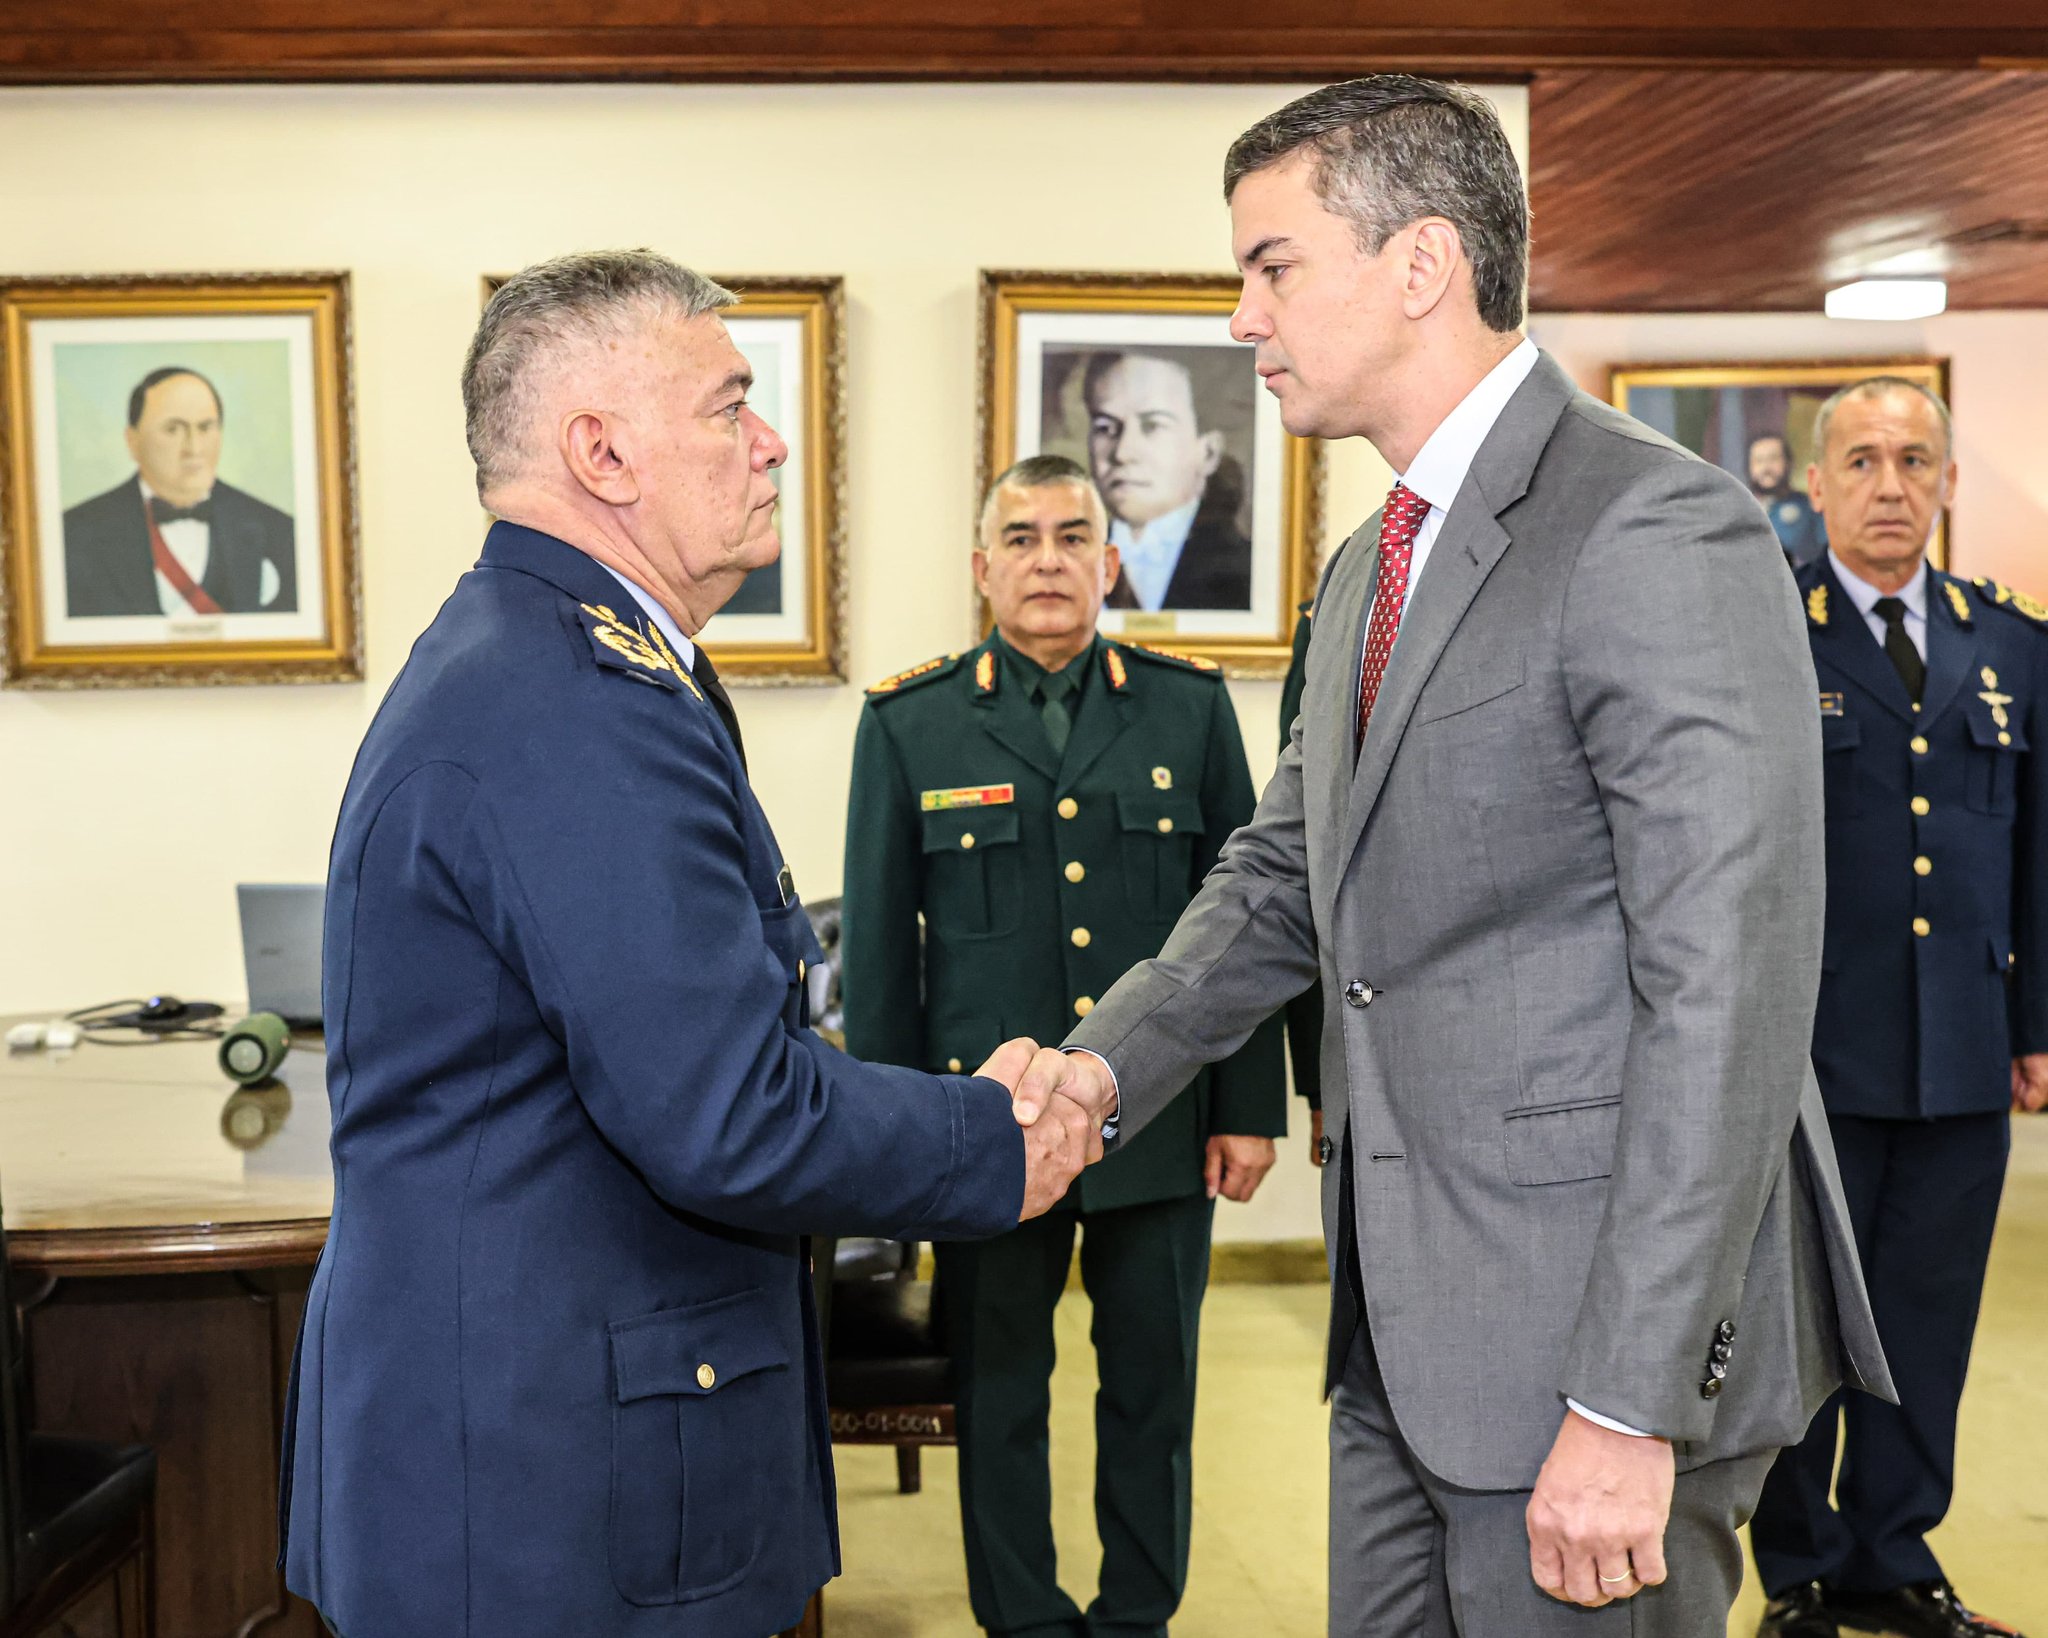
[
  {"left": 866, "top": 652, "right": 958, "bottom": 696},
  {"left": 975, "top": 650, "right": 998, "bottom": 696},
  {"left": 1941, "top": 580, "right": 1974, "bottom": 627},
  {"left": 579, "top": 601, "right": 702, "bottom": 700},
  {"left": 1103, "top": 646, "right": 1129, "bottom": 691},
  {"left": 1125, "top": 640, "right": 1222, "bottom": 674},
  {"left": 1973, "top": 576, "right": 2048, "bottom": 626},
  {"left": 1805, "top": 584, "right": 1829, "bottom": 628}
]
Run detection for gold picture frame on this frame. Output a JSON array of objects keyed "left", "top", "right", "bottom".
[
  {"left": 0, "top": 272, "right": 360, "bottom": 688},
  {"left": 980, "top": 271, "right": 1323, "bottom": 677},
  {"left": 481, "top": 272, "right": 848, "bottom": 684},
  {"left": 1608, "top": 358, "right": 1952, "bottom": 569}
]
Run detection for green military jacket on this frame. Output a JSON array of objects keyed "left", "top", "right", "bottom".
[{"left": 841, "top": 632, "right": 1287, "bottom": 1212}]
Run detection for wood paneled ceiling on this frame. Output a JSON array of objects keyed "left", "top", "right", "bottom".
[
  {"left": 1529, "top": 68, "right": 2048, "bottom": 311},
  {"left": 2, "top": 0, "right": 2046, "bottom": 83}
]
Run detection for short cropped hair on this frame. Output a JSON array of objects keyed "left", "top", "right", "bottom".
[
  {"left": 128, "top": 367, "right": 223, "bottom": 428},
  {"left": 1223, "top": 75, "right": 1529, "bottom": 334},
  {"left": 978, "top": 453, "right": 1106, "bottom": 545},
  {"left": 1810, "top": 376, "right": 1954, "bottom": 466},
  {"left": 463, "top": 249, "right": 736, "bottom": 498}
]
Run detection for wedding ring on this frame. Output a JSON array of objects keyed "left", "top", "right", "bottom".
[{"left": 1599, "top": 1570, "right": 1635, "bottom": 1584}]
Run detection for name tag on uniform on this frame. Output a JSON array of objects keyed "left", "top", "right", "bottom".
[
  {"left": 1819, "top": 691, "right": 1845, "bottom": 717},
  {"left": 920, "top": 784, "right": 1015, "bottom": 812}
]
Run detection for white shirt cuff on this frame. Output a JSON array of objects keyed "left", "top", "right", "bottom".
[
  {"left": 1566, "top": 1399, "right": 1654, "bottom": 1438},
  {"left": 1061, "top": 1047, "right": 1120, "bottom": 1140}
]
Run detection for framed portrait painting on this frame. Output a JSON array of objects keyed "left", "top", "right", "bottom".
[
  {"left": 980, "top": 272, "right": 1322, "bottom": 676},
  {"left": 1608, "top": 358, "right": 1950, "bottom": 569},
  {"left": 0, "top": 273, "right": 359, "bottom": 687},
  {"left": 481, "top": 271, "right": 847, "bottom": 683}
]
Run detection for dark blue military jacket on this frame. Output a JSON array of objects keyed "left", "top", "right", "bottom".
[
  {"left": 1800, "top": 555, "right": 2048, "bottom": 1118},
  {"left": 282, "top": 523, "right": 1024, "bottom": 1638}
]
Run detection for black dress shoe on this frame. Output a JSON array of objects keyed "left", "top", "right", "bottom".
[
  {"left": 1760, "top": 1583, "right": 1840, "bottom": 1638},
  {"left": 1831, "top": 1581, "right": 2027, "bottom": 1638}
]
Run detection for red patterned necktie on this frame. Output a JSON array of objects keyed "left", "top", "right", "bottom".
[
  {"left": 1356, "top": 482, "right": 1429, "bottom": 754},
  {"left": 145, "top": 496, "right": 222, "bottom": 615}
]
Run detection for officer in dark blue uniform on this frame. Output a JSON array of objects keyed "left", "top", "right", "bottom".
[
  {"left": 280, "top": 253, "right": 1097, "bottom": 1638},
  {"left": 1752, "top": 378, "right": 2047, "bottom": 1638}
]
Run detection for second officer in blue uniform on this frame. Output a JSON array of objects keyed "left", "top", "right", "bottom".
[{"left": 1753, "top": 378, "right": 2047, "bottom": 1638}]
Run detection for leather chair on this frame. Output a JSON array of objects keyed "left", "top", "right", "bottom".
[
  {"left": 0, "top": 1181, "right": 157, "bottom": 1638},
  {"left": 799, "top": 897, "right": 959, "bottom": 1499}
]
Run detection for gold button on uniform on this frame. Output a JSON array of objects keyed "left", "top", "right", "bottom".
[
  {"left": 1070, "top": 927, "right": 1091, "bottom": 948},
  {"left": 1913, "top": 917, "right": 1931, "bottom": 937},
  {"left": 1064, "top": 861, "right": 1085, "bottom": 883},
  {"left": 1058, "top": 798, "right": 1079, "bottom": 819},
  {"left": 2000, "top": 731, "right": 2013, "bottom": 746},
  {"left": 1914, "top": 855, "right": 1932, "bottom": 876},
  {"left": 960, "top": 832, "right": 975, "bottom": 850},
  {"left": 1156, "top": 817, "right": 1174, "bottom": 834},
  {"left": 697, "top": 1364, "right": 716, "bottom": 1390},
  {"left": 1910, "top": 736, "right": 1929, "bottom": 755},
  {"left": 1074, "top": 996, "right": 1094, "bottom": 1017},
  {"left": 947, "top": 1057, "right": 962, "bottom": 1072},
  {"left": 1911, "top": 796, "right": 1931, "bottom": 816}
]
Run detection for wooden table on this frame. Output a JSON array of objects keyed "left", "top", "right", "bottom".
[{"left": 1, "top": 1014, "right": 329, "bottom": 1638}]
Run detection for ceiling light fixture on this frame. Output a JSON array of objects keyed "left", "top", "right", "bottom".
[{"left": 1824, "top": 278, "right": 1948, "bottom": 321}]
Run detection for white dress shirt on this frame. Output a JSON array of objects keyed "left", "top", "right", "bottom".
[
  {"left": 1110, "top": 494, "right": 1203, "bottom": 612},
  {"left": 141, "top": 478, "right": 213, "bottom": 616},
  {"left": 1828, "top": 549, "right": 1929, "bottom": 663},
  {"left": 597, "top": 562, "right": 699, "bottom": 675}
]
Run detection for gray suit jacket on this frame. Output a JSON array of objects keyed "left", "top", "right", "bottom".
[{"left": 1070, "top": 352, "right": 1891, "bottom": 1492}]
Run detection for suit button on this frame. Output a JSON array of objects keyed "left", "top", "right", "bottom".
[
  {"left": 1913, "top": 855, "right": 1932, "bottom": 876},
  {"left": 1911, "top": 796, "right": 1930, "bottom": 816},
  {"left": 1156, "top": 817, "right": 1175, "bottom": 834},
  {"left": 1343, "top": 979, "right": 1374, "bottom": 1008},
  {"left": 1913, "top": 916, "right": 1931, "bottom": 937},
  {"left": 1711, "top": 1341, "right": 1733, "bottom": 1363},
  {"left": 1706, "top": 1360, "right": 1729, "bottom": 1382},
  {"left": 960, "top": 832, "right": 976, "bottom": 850},
  {"left": 1058, "top": 797, "right": 1079, "bottom": 819},
  {"left": 697, "top": 1364, "right": 716, "bottom": 1390},
  {"left": 1718, "top": 1320, "right": 1737, "bottom": 1342},
  {"left": 1700, "top": 1377, "right": 1722, "bottom": 1400},
  {"left": 1910, "top": 735, "right": 1929, "bottom": 755},
  {"left": 1071, "top": 927, "right": 1092, "bottom": 948},
  {"left": 1074, "top": 996, "right": 1094, "bottom": 1017},
  {"left": 1065, "top": 861, "right": 1085, "bottom": 883},
  {"left": 1318, "top": 1135, "right": 1335, "bottom": 1164},
  {"left": 947, "top": 1057, "right": 962, "bottom": 1073}
]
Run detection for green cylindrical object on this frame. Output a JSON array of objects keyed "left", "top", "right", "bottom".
[{"left": 219, "top": 1011, "right": 291, "bottom": 1085}]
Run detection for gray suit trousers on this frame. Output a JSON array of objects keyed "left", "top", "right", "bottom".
[{"left": 1329, "top": 1324, "right": 1774, "bottom": 1638}]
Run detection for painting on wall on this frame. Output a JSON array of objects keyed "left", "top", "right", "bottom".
[
  {"left": 980, "top": 271, "right": 1322, "bottom": 676},
  {"left": 0, "top": 273, "right": 360, "bottom": 688},
  {"left": 482, "top": 271, "right": 847, "bottom": 683},
  {"left": 1608, "top": 358, "right": 1951, "bottom": 568}
]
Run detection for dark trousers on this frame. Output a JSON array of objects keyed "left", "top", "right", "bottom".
[
  {"left": 936, "top": 1191, "right": 1214, "bottom": 1638},
  {"left": 1750, "top": 1111, "right": 2010, "bottom": 1596}
]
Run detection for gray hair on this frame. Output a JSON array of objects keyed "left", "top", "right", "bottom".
[
  {"left": 463, "top": 249, "right": 736, "bottom": 498},
  {"left": 978, "top": 453, "right": 1106, "bottom": 545},
  {"left": 1223, "top": 75, "right": 1529, "bottom": 334},
  {"left": 1810, "top": 375, "right": 1954, "bottom": 467}
]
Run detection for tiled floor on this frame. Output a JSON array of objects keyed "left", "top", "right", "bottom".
[{"left": 827, "top": 1116, "right": 2048, "bottom": 1636}]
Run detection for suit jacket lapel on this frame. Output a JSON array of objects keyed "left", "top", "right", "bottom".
[
  {"left": 1056, "top": 646, "right": 1134, "bottom": 788},
  {"left": 973, "top": 647, "right": 1061, "bottom": 782},
  {"left": 1813, "top": 560, "right": 1917, "bottom": 725},
  {"left": 1917, "top": 574, "right": 1975, "bottom": 730}
]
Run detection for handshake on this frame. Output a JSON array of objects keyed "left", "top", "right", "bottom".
[{"left": 969, "top": 1040, "right": 1118, "bottom": 1221}]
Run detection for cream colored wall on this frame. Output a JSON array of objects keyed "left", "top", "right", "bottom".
[
  {"left": 1531, "top": 311, "right": 2048, "bottom": 597},
  {"left": 0, "top": 82, "right": 1524, "bottom": 1243}
]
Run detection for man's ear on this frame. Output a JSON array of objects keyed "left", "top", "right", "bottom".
[
  {"left": 1196, "top": 430, "right": 1225, "bottom": 480},
  {"left": 1402, "top": 217, "right": 1463, "bottom": 321},
  {"left": 561, "top": 409, "right": 640, "bottom": 506},
  {"left": 1101, "top": 542, "right": 1123, "bottom": 596},
  {"left": 971, "top": 547, "right": 992, "bottom": 598},
  {"left": 1805, "top": 463, "right": 1826, "bottom": 516},
  {"left": 123, "top": 425, "right": 143, "bottom": 465}
]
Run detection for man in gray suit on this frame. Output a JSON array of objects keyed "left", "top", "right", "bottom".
[{"left": 1010, "top": 75, "right": 1891, "bottom": 1636}]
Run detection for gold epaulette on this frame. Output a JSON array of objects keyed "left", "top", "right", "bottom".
[
  {"left": 1973, "top": 577, "right": 2048, "bottom": 626},
  {"left": 1123, "top": 641, "right": 1223, "bottom": 675},
  {"left": 866, "top": 652, "right": 961, "bottom": 696}
]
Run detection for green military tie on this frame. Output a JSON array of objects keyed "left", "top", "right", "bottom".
[{"left": 1037, "top": 669, "right": 1074, "bottom": 757}]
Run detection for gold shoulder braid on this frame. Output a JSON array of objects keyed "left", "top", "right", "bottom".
[
  {"left": 579, "top": 602, "right": 704, "bottom": 701},
  {"left": 1971, "top": 577, "right": 2048, "bottom": 626},
  {"left": 1128, "top": 641, "right": 1222, "bottom": 674},
  {"left": 866, "top": 653, "right": 956, "bottom": 696}
]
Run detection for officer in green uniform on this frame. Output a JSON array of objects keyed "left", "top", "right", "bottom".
[{"left": 841, "top": 453, "right": 1287, "bottom": 1638}]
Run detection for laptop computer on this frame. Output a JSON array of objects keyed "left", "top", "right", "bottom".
[{"left": 237, "top": 884, "right": 324, "bottom": 1028}]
